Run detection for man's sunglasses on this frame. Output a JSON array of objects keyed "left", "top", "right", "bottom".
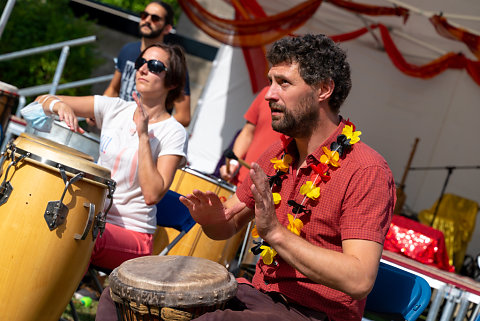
[
  {"left": 140, "top": 11, "right": 164, "bottom": 23},
  {"left": 135, "top": 57, "right": 168, "bottom": 74}
]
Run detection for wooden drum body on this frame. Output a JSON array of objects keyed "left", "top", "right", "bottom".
[
  {"left": 0, "top": 133, "right": 115, "bottom": 321},
  {"left": 153, "top": 167, "right": 246, "bottom": 267},
  {"left": 110, "top": 255, "right": 237, "bottom": 321}
]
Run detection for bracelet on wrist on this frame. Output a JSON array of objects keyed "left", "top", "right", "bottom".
[{"left": 49, "top": 99, "right": 60, "bottom": 114}]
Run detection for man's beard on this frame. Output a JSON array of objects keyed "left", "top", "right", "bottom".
[
  {"left": 139, "top": 23, "right": 165, "bottom": 39},
  {"left": 270, "top": 93, "right": 319, "bottom": 138}
]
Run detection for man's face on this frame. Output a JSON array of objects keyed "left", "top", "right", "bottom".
[
  {"left": 266, "top": 62, "right": 319, "bottom": 138},
  {"left": 139, "top": 3, "right": 170, "bottom": 39}
]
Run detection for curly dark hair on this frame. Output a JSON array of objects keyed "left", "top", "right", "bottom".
[
  {"left": 266, "top": 34, "right": 351, "bottom": 113},
  {"left": 139, "top": 43, "right": 186, "bottom": 110}
]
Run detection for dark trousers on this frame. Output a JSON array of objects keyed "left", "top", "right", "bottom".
[{"left": 95, "top": 283, "right": 328, "bottom": 321}]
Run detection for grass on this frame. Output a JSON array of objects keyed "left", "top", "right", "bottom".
[{"left": 61, "top": 298, "right": 98, "bottom": 321}]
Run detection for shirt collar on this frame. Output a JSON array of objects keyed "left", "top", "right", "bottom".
[{"left": 284, "top": 116, "right": 347, "bottom": 166}]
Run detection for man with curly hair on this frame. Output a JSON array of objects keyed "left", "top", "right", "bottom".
[
  {"left": 96, "top": 34, "right": 395, "bottom": 321},
  {"left": 180, "top": 34, "right": 395, "bottom": 321}
]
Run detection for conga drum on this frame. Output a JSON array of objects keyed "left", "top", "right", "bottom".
[
  {"left": 153, "top": 167, "right": 247, "bottom": 267},
  {"left": 0, "top": 133, "right": 116, "bottom": 321},
  {"left": 0, "top": 81, "right": 19, "bottom": 139},
  {"left": 109, "top": 255, "right": 237, "bottom": 321}
]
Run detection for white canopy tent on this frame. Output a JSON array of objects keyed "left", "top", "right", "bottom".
[{"left": 185, "top": 0, "right": 480, "bottom": 257}]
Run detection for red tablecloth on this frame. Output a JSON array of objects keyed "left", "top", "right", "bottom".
[{"left": 384, "top": 215, "right": 454, "bottom": 272}]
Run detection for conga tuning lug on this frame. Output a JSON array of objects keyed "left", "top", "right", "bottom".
[
  {"left": 44, "top": 201, "right": 69, "bottom": 231},
  {"left": 0, "top": 181, "right": 13, "bottom": 206},
  {"left": 93, "top": 211, "right": 106, "bottom": 240}
]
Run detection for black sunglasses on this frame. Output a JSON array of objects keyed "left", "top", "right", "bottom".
[
  {"left": 140, "top": 11, "right": 163, "bottom": 23},
  {"left": 135, "top": 57, "right": 168, "bottom": 74}
]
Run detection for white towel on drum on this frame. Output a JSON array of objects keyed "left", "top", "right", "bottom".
[{"left": 20, "top": 101, "right": 54, "bottom": 132}]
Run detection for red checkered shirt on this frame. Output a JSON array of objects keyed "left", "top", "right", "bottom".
[{"left": 236, "top": 119, "right": 395, "bottom": 321}]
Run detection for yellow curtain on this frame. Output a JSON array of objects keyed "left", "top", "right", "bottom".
[{"left": 418, "top": 194, "right": 478, "bottom": 272}]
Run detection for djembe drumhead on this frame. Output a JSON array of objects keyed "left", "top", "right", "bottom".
[{"left": 109, "top": 255, "right": 238, "bottom": 321}]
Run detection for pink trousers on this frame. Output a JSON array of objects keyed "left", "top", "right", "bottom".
[{"left": 90, "top": 222, "right": 153, "bottom": 271}]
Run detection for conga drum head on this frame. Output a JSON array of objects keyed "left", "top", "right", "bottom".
[
  {"left": 19, "top": 132, "right": 95, "bottom": 161},
  {"left": 12, "top": 132, "right": 109, "bottom": 182},
  {"left": 110, "top": 255, "right": 238, "bottom": 320}
]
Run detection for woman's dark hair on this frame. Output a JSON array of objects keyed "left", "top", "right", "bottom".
[
  {"left": 139, "top": 43, "right": 186, "bottom": 110},
  {"left": 266, "top": 34, "right": 352, "bottom": 113}
]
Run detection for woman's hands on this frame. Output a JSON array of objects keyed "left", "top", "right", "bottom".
[
  {"left": 35, "top": 94, "right": 84, "bottom": 133},
  {"left": 133, "top": 92, "right": 148, "bottom": 137}
]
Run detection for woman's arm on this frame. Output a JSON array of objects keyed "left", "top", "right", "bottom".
[{"left": 35, "top": 94, "right": 96, "bottom": 133}]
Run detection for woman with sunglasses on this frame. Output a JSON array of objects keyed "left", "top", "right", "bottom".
[{"left": 34, "top": 43, "right": 188, "bottom": 271}]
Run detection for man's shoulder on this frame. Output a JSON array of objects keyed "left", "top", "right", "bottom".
[
  {"left": 118, "top": 41, "right": 141, "bottom": 57},
  {"left": 348, "top": 141, "right": 391, "bottom": 172}
]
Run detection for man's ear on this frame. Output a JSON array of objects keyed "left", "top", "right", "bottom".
[
  {"left": 163, "top": 24, "right": 173, "bottom": 36},
  {"left": 317, "top": 79, "right": 334, "bottom": 102}
]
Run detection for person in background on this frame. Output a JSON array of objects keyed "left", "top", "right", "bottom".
[
  {"left": 35, "top": 43, "right": 188, "bottom": 271},
  {"left": 219, "top": 86, "right": 282, "bottom": 186},
  {"left": 179, "top": 34, "right": 396, "bottom": 320},
  {"left": 103, "top": 1, "right": 191, "bottom": 127}
]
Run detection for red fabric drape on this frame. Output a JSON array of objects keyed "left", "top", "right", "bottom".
[
  {"left": 233, "top": 0, "right": 270, "bottom": 93},
  {"left": 178, "top": 0, "right": 480, "bottom": 88},
  {"left": 327, "top": 0, "right": 409, "bottom": 22},
  {"left": 178, "top": 0, "right": 321, "bottom": 47},
  {"left": 430, "top": 15, "right": 480, "bottom": 60}
]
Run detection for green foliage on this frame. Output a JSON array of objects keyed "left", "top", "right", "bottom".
[
  {"left": 0, "top": 0, "right": 102, "bottom": 98},
  {"left": 98, "top": 0, "right": 182, "bottom": 25}
]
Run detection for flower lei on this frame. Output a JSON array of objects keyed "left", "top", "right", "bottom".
[{"left": 251, "top": 119, "right": 362, "bottom": 265}]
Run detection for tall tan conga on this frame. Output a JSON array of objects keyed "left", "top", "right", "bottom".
[
  {"left": 109, "top": 255, "right": 237, "bottom": 321},
  {"left": 153, "top": 167, "right": 247, "bottom": 267},
  {"left": 0, "top": 81, "right": 19, "bottom": 137},
  {"left": 0, "top": 133, "right": 115, "bottom": 321}
]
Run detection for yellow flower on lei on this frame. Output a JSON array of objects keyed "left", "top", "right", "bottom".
[
  {"left": 299, "top": 181, "right": 320, "bottom": 199},
  {"left": 320, "top": 146, "right": 340, "bottom": 167},
  {"left": 342, "top": 125, "right": 362, "bottom": 145},
  {"left": 270, "top": 154, "right": 292, "bottom": 172},
  {"left": 272, "top": 192, "right": 281, "bottom": 204},
  {"left": 287, "top": 213, "right": 304, "bottom": 236},
  {"left": 260, "top": 245, "right": 277, "bottom": 265}
]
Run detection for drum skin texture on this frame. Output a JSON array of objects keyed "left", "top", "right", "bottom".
[
  {"left": 110, "top": 255, "right": 238, "bottom": 321},
  {"left": 153, "top": 168, "right": 247, "bottom": 267},
  {"left": 0, "top": 134, "right": 112, "bottom": 321}
]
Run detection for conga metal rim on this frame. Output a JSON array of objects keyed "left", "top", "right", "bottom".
[
  {"left": 5, "top": 145, "right": 115, "bottom": 189},
  {"left": 181, "top": 167, "right": 236, "bottom": 193}
]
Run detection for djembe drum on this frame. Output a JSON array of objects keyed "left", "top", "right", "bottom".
[
  {"left": 0, "top": 133, "right": 115, "bottom": 321},
  {"left": 109, "top": 255, "right": 238, "bottom": 321},
  {"left": 0, "top": 81, "right": 19, "bottom": 140}
]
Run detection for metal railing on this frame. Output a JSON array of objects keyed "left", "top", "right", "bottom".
[{"left": 0, "top": 35, "right": 113, "bottom": 115}]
